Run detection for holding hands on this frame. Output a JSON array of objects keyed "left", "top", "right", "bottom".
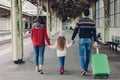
[{"left": 72, "top": 40, "right": 75, "bottom": 44}]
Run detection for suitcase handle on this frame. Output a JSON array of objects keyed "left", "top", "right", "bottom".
[{"left": 94, "top": 45, "right": 100, "bottom": 54}]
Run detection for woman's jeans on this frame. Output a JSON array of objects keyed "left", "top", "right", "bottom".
[
  {"left": 33, "top": 46, "right": 45, "bottom": 66},
  {"left": 58, "top": 56, "right": 65, "bottom": 68},
  {"left": 78, "top": 38, "right": 92, "bottom": 71}
]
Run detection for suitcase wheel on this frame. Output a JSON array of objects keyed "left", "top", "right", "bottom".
[
  {"left": 106, "top": 76, "right": 109, "bottom": 78},
  {"left": 93, "top": 75, "right": 109, "bottom": 79},
  {"left": 93, "top": 75, "right": 97, "bottom": 79}
]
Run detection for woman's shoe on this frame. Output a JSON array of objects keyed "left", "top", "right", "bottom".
[
  {"left": 39, "top": 65, "right": 44, "bottom": 74},
  {"left": 81, "top": 70, "right": 86, "bottom": 76},
  {"left": 36, "top": 66, "right": 39, "bottom": 72},
  {"left": 39, "top": 69, "right": 44, "bottom": 74}
]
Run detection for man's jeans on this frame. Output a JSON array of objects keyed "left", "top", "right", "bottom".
[
  {"left": 78, "top": 38, "right": 92, "bottom": 71},
  {"left": 58, "top": 56, "right": 65, "bottom": 68},
  {"left": 33, "top": 46, "right": 45, "bottom": 66}
]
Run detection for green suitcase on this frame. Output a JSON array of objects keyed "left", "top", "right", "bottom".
[{"left": 92, "top": 46, "right": 110, "bottom": 78}]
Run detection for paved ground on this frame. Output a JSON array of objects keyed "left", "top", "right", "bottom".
[{"left": 0, "top": 30, "right": 120, "bottom": 80}]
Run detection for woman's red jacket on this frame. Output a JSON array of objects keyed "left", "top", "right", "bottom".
[{"left": 31, "top": 26, "right": 50, "bottom": 46}]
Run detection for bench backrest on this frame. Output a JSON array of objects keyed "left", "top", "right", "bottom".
[{"left": 112, "top": 36, "right": 120, "bottom": 44}]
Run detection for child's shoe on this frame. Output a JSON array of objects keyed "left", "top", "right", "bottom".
[{"left": 60, "top": 67, "right": 64, "bottom": 74}]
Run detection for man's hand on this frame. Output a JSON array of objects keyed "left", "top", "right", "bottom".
[{"left": 93, "top": 41, "right": 98, "bottom": 47}]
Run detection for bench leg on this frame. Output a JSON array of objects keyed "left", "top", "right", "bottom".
[
  {"left": 112, "top": 45, "right": 114, "bottom": 51},
  {"left": 109, "top": 45, "right": 111, "bottom": 50},
  {"left": 115, "top": 45, "right": 118, "bottom": 52}
]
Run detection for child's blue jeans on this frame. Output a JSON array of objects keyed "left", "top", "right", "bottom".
[{"left": 58, "top": 56, "right": 65, "bottom": 68}]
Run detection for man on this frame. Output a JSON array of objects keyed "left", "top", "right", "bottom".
[{"left": 71, "top": 9, "right": 98, "bottom": 76}]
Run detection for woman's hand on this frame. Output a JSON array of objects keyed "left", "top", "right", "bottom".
[{"left": 72, "top": 40, "right": 75, "bottom": 44}]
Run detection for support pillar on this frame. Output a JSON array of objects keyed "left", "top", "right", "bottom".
[
  {"left": 11, "top": 0, "right": 24, "bottom": 64},
  {"left": 104, "top": 0, "right": 110, "bottom": 42},
  {"left": 37, "top": 0, "right": 39, "bottom": 17},
  {"left": 37, "top": 0, "right": 43, "bottom": 16},
  {"left": 46, "top": 0, "right": 50, "bottom": 36},
  {"left": 91, "top": 2, "right": 96, "bottom": 21},
  {"left": 27, "top": 18, "right": 30, "bottom": 29}
]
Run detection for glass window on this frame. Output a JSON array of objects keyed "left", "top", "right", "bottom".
[
  {"left": 99, "top": 18, "right": 104, "bottom": 27},
  {"left": 96, "top": 19, "right": 98, "bottom": 27},
  {"left": 114, "top": 0, "right": 120, "bottom": 27},
  {"left": 114, "top": 14, "right": 117, "bottom": 27},
  {"left": 96, "top": 1, "right": 99, "bottom": 10},
  {"left": 109, "top": 0, "right": 115, "bottom": 28},
  {"left": 109, "top": 16, "right": 112, "bottom": 27},
  {"left": 96, "top": 1, "right": 99, "bottom": 27},
  {"left": 97, "top": 0, "right": 104, "bottom": 28},
  {"left": 116, "top": 14, "right": 119, "bottom": 27},
  {"left": 89, "top": 8, "right": 93, "bottom": 19},
  {"left": 119, "top": 0, "right": 120, "bottom": 12},
  {"left": 119, "top": 14, "right": 120, "bottom": 27},
  {"left": 115, "top": 0, "right": 119, "bottom": 13},
  {"left": 111, "top": 2, "right": 114, "bottom": 15},
  {"left": 110, "top": 0, "right": 113, "bottom": 2},
  {"left": 99, "top": 0, "right": 104, "bottom": 8},
  {"left": 110, "top": 3, "right": 112, "bottom": 15},
  {"left": 109, "top": 0, "right": 120, "bottom": 28},
  {"left": 111, "top": 16, "right": 114, "bottom": 27}
]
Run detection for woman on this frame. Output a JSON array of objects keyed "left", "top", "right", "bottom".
[{"left": 31, "top": 16, "right": 50, "bottom": 74}]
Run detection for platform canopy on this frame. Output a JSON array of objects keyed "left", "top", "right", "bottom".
[
  {"left": 0, "top": 0, "right": 10, "bottom": 17},
  {"left": 27, "top": 0, "right": 98, "bottom": 22},
  {"left": 0, "top": 0, "right": 36, "bottom": 17}
]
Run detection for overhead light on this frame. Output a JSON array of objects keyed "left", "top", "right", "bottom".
[{"left": 67, "top": 17, "right": 70, "bottom": 19}]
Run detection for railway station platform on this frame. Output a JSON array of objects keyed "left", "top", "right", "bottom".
[{"left": 0, "top": 30, "right": 120, "bottom": 80}]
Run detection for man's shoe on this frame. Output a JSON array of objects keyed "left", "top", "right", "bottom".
[{"left": 40, "top": 70, "right": 44, "bottom": 74}]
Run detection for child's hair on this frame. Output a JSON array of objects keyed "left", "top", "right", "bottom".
[{"left": 57, "top": 36, "right": 66, "bottom": 50}]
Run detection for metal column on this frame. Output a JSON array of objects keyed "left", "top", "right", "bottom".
[
  {"left": 37, "top": 0, "right": 43, "bottom": 16},
  {"left": 11, "top": 0, "right": 24, "bottom": 64},
  {"left": 104, "top": 0, "right": 110, "bottom": 43},
  {"left": 46, "top": 0, "right": 50, "bottom": 36}
]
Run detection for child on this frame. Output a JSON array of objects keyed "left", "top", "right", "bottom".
[{"left": 49, "top": 30, "right": 73, "bottom": 74}]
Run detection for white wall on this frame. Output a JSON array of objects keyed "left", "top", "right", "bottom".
[
  {"left": 0, "top": 18, "right": 9, "bottom": 30},
  {"left": 109, "top": 28, "right": 120, "bottom": 40},
  {"left": 96, "top": 28, "right": 120, "bottom": 43}
]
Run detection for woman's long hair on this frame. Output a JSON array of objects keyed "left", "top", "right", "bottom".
[{"left": 57, "top": 36, "right": 66, "bottom": 50}]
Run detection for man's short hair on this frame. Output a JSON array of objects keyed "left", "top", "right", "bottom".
[{"left": 84, "top": 9, "right": 90, "bottom": 16}]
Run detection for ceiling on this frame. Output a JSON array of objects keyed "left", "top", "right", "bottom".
[
  {"left": 0, "top": 3, "right": 10, "bottom": 17},
  {"left": 28, "top": 0, "right": 98, "bottom": 22},
  {"left": 0, "top": 8, "right": 10, "bottom": 17}
]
